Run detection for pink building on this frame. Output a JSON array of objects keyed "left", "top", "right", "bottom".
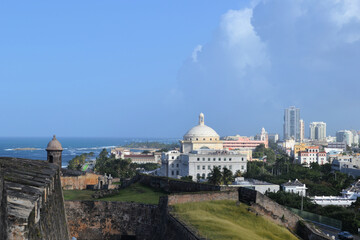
[{"left": 223, "top": 136, "right": 268, "bottom": 150}]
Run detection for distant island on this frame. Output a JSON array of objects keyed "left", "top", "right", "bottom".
[{"left": 13, "top": 148, "right": 40, "bottom": 151}]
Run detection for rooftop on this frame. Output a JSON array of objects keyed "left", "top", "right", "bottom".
[{"left": 282, "top": 179, "right": 305, "bottom": 187}]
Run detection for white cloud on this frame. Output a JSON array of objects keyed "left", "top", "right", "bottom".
[
  {"left": 191, "top": 45, "right": 202, "bottom": 62},
  {"left": 173, "top": 0, "right": 360, "bottom": 135},
  {"left": 331, "top": 0, "right": 360, "bottom": 27}
]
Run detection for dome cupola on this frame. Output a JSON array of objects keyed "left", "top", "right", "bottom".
[
  {"left": 183, "top": 113, "right": 219, "bottom": 140},
  {"left": 46, "top": 135, "right": 63, "bottom": 151}
]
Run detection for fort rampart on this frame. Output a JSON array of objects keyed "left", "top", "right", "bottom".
[{"left": 0, "top": 157, "right": 70, "bottom": 240}]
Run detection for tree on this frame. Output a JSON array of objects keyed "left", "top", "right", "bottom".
[
  {"left": 94, "top": 149, "right": 137, "bottom": 178},
  {"left": 68, "top": 152, "right": 94, "bottom": 170},
  {"left": 180, "top": 176, "right": 193, "bottom": 182},
  {"left": 234, "top": 170, "right": 242, "bottom": 178},
  {"left": 252, "top": 143, "right": 276, "bottom": 163},
  {"left": 208, "top": 167, "right": 222, "bottom": 185},
  {"left": 222, "top": 167, "right": 233, "bottom": 185}
]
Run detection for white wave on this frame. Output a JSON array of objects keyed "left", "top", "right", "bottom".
[
  {"left": 74, "top": 146, "right": 117, "bottom": 151},
  {"left": 4, "top": 148, "right": 44, "bottom": 151}
]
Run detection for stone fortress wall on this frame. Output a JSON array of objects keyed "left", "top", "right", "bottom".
[
  {"left": 139, "top": 174, "right": 220, "bottom": 193},
  {"left": 61, "top": 172, "right": 100, "bottom": 190},
  {"left": 65, "top": 200, "right": 165, "bottom": 240},
  {"left": 0, "top": 157, "right": 69, "bottom": 240},
  {"left": 238, "top": 187, "right": 331, "bottom": 240}
]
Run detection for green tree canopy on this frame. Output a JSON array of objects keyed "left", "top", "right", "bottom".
[
  {"left": 208, "top": 167, "right": 222, "bottom": 185},
  {"left": 222, "top": 167, "right": 233, "bottom": 185},
  {"left": 67, "top": 152, "right": 94, "bottom": 171}
]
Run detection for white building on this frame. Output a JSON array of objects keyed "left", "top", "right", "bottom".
[
  {"left": 281, "top": 179, "right": 307, "bottom": 196},
  {"left": 331, "top": 155, "right": 360, "bottom": 177},
  {"left": 327, "top": 142, "right": 346, "bottom": 150},
  {"left": 336, "top": 130, "right": 353, "bottom": 146},
  {"left": 298, "top": 146, "right": 327, "bottom": 167},
  {"left": 231, "top": 177, "right": 279, "bottom": 194},
  {"left": 268, "top": 133, "right": 279, "bottom": 143},
  {"left": 309, "top": 122, "right": 326, "bottom": 141},
  {"left": 300, "top": 119, "right": 305, "bottom": 142},
  {"left": 181, "top": 149, "right": 247, "bottom": 180},
  {"left": 160, "top": 150, "right": 181, "bottom": 178},
  {"left": 311, "top": 180, "right": 360, "bottom": 207},
  {"left": 160, "top": 113, "right": 247, "bottom": 181}
]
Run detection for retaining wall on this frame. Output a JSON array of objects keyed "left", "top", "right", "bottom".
[
  {"left": 168, "top": 190, "right": 238, "bottom": 205},
  {"left": 238, "top": 187, "right": 331, "bottom": 240},
  {"left": 61, "top": 173, "right": 100, "bottom": 190},
  {"left": 139, "top": 175, "right": 220, "bottom": 193},
  {"left": 65, "top": 201, "right": 163, "bottom": 240}
]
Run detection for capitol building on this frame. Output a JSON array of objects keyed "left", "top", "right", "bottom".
[{"left": 160, "top": 113, "right": 247, "bottom": 180}]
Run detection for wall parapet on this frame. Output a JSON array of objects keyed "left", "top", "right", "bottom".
[
  {"left": 139, "top": 174, "right": 220, "bottom": 193},
  {"left": 238, "top": 187, "right": 331, "bottom": 240},
  {"left": 168, "top": 190, "right": 237, "bottom": 205}
]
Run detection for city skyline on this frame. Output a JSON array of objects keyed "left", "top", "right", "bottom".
[{"left": 1, "top": 1, "right": 360, "bottom": 138}]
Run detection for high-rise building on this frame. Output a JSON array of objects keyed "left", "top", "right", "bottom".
[
  {"left": 268, "top": 133, "right": 279, "bottom": 143},
  {"left": 351, "top": 130, "right": 359, "bottom": 146},
  {"left": 309, "top": 122, "right": 327, "bottom": 141},
  {"left": 283, "top": 106, "right": 300, "bottom": 141},
  {"left": 336, "top": 130, "right": 353, "bottom": 146},
  {"left": 300, "top": 119, "right": 305, "bottom": 142}
]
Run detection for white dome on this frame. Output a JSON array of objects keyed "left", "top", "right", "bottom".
[
  {"left": 184, "top": 125, "right": 219, "bottom": 139},
  {"left": 183, "top": 113, "right": 219, "bottom": 139}
]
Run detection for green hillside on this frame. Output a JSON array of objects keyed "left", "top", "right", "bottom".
[{"left": 172, "top": 200, "right": 298, "bottom": 240}]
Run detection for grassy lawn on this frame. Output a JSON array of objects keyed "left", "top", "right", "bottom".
[
  {"left": 63, "top": 182, "right": 166, "bottom": 204},
  {"left": 63, "top": 189, "right": 94, "bottom": 201},
  {"left": 172, "top": 200, "right": 298, "bottom": 240}
]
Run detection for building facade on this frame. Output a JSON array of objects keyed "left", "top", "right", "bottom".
[
  {"left": 298, "top": 146, "right": 327, "bottom": 167},
  {"left": 160, "top": 113, "right": 247, "bottom": 181},
  {"left": 336, "top": 130, "right": 354, "bottom": 146},
  {"left": 160, "top": 150, "right": 181, "bottom": 178},
  {"left": 268, "top": 133, "right": 279, "bottom": 143},
  {"left": 281, "top": 179, "right": 307, "bottom": 196},
  {"left": 283, "top": 106, "right": 300, "bottom": 141},
  {"left": 309, "top": 122, "right": 327, "bottom": 141},
  {"left": 300, "top": 119, "right": 305, "bottom": 142}
]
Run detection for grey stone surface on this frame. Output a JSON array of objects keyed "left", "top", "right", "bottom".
[{"left": 0, "top": 157, "right": 69, "bottom": 240}]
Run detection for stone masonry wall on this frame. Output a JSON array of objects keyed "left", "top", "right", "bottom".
[
  {"left": 164, "top": 213, "right": 205, "bottom": 240},
  {"left": 0, "top": 166, "right": 7, "bottom": 240},
  {"left": 30, "top": 169, "right": 70, "bottom": 240},
  {"left": 65, "top": 201, "right": 163, "bottom": 240},
  {"left": 139, "top": 175, "right": 220, "bottom": 193},
  {"left": 167, "top": 190, "right": 238, "bottom": 205},
  {"left": 0, "top": 157, "right": 70, "bottom": 240},
  {"left": 238, "top": 187, "right": 331, "bottom": 240},
  {"left": 61, "top": 173, "right": 100, "bottom": 190}
]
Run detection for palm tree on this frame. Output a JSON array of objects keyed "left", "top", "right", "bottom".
[{"left": 208, "top": 166, "right": 222, "bottom": 185}]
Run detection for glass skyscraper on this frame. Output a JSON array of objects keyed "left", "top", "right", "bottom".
[{"left": 283, "top": 106, "right": 300, "bottom": 140}]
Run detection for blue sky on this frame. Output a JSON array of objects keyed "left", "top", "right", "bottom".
[{"left": 1, "top": 1, "right": 360, "bottom": 138}]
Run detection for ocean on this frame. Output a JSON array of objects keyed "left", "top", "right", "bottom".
[{"left": 0, "top": 137, "right": 179, "bottom": 168}]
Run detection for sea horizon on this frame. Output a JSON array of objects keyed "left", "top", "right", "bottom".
[{"left": 0, "top": 137, "right": 180, "bottom": 168}]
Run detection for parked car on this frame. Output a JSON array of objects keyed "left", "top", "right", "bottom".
[{"left": 338, "top": 231, "right": 354, "bottom": 240}]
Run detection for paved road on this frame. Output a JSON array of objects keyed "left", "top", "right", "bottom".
[{"left": 311, "top": 221, "right": 360, "bottom": 240}]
